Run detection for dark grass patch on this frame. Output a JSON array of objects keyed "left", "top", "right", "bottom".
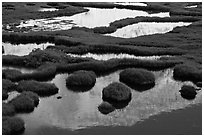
[
  {"left": 17, "top": 80, "right": 58, "bottom": 97},
  {"left": 2, "top": 79, "right": 17, "bottom": 91},
  {"left": 66, "top": 70, "right": 96, "bottom": 92},
  {"left": 26, "top": 3, "right": 36, "bottom": 6},
  {"left": 21, "top": 91, "right": 40, "bottom": 107},
  {"left": 102, "top": 82, "right": 132, "bottom": 103},
  {"left": 3, "top": 69, "right": 23, "bottom": 82},
  {"left": 196, "top": 82, "right": 202, "bottom": 87},
  {"left": 179, "top": 85, "right": 197, "bottom": 100},
  {"left": 9, "top": 94, "right": 35, "bottom": 113},
  {"left": 3, "top": 90, "right": 9, "bottom": 100},
  {"left": 119, "top": 68, "right": 155, "bottom": 91},
  {"left": 173, "top": 64, "right": 201, "bottom": 83},
  {"left": 2, "top": 116, "right": 25, "bottom": 135},
  {"left": 98, "top": 102, "right": 115, "bottom": 115},
  {"left": 2, "top": 103, "right": 16, "bottom": 116}
]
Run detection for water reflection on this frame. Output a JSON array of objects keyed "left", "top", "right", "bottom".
[
  {"left": 2, "top": 66, "right": 35, "bottom": 74},
  {"left": 16, "top": 7, "right": 170, "bottom": 31},
  {"left": 2, "top": 42, "right": 54, "bottom": 56},
  {"left": 106, "top": 22, "right": 191, "bottom": 38},
  {"left": 114, "top": 2, "right": 147, "bottom": 6},
  {"left": 16, "top": 69, "right": 201, "bottom": 133},
  {"left": 67, "top": 53, "right": 173, "bottom": 61},
  {"left": 38, "top": 8, "right": 59, "bottom": 12},
  {"left": 185, "top": 5, "right": 197, "bottom": 8}
]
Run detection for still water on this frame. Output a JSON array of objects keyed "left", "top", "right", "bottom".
[
  {"left": 105, "top": 22, "right": 191, "bottom": 38},
  {"left": 15, "top": 69, "right": 201, "bottom": 134},
  {"left": 67, "top": 53, "right": 173, "bottom": 61},
  {"left": 16, "top": 7, "right": 170, "bottom": 31},
  {"left": 2, "top": 42, "right": 54, "bottom": 56}
]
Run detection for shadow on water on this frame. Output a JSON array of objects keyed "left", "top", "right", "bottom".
[{"left": 13, "top": 68, "right": 202, "bottom": 135}]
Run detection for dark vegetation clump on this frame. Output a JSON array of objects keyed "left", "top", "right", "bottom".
[
  {"left": 3, "top": 69, "right": 23, "bottom": 82},
  {"left": 66, "top": 70, "right": 96, "bottom": 91},
  {"left": 2, "top": 116, "right": 25, "bottom": 135},
  {"left": 2, "top": 79, "right": 17, "bottom": 91},
  {"left": 119, "top": 68, "right": 155, "bottom": 91},
  {"left": 196, "top": 82, "right": 202, "bottom": 88},
  {"left": 21, "top": 91, "right": 40, "bottom": 106},
  {"left": 3, "top": 90, "right": 9, "bottom": 100},
  {"left": 102, "top": 82, "right": 132, "bottom": 102},
  {"left": 9, "top": 94, "right": 35, "bottom": 113},
  {"left": 173, "top": 64, "right": 202, "bottom": 83},
  {"left": 2, "top": 103, "right": 16, "bottom": 116},
  {"left": 98, "top": 101, "right": 115, "bottom": 115},
  {"left": 26, "top": 3, "right": 36, "bottom": 6},
  {"left": 17, "top": 80, "right": 59, "bottom": 97},
  {"left": 179, "top": 85, "right": 197, "bottom": 100}
]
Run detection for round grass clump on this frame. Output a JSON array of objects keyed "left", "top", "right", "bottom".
[
  {"left": 102, "top": 82, "right": 131, "bottom": 102},
  {"left": 21, "top": 91, "right": 40, "bottom": 106},
  {"left": 2, "top": 103, "right": 15, "bottom": 116},
  {"left": 2, "top": 116, "right": 25, "bottom": 135},
  {"left": 9, "top": 94, "right": 35, "bottom": 113},
  {"left": 173, "top": 64, "right": 202, "bottom": 83},
  {"left": 17, "top": 80, "right": 58, "bottom": 97},
  {"left": 98, "top": 101, "right": 115, "bottom": 115},
  {"left": 119, "top": 68, "right": 155, "bottom": 91},
  {"left": 179, "top": 85, "right": 197, "bottom": 100},
  {"left": 66, "top": 70, "right": 96, "bottom": 91}
]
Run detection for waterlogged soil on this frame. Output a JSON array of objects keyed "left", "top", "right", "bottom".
[
  {"left": 106, "top": 22, "right": 191, "bottom": 38},
  {"left": 15, "top": 69, "right": 201, "bottom": 134}
]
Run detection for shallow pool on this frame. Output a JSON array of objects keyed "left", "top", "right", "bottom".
[
  {"left": 2, "top": 42, "right": 54, "bottom": 56},
  {"left": 105, "top": 22, "right": 191, "bottom": 38},
  {"left": 67, "top": 53, "right": 173, "bottom": 61},
  {"left": 16, "top": 69, "right": 201, "bottom": 134},
  {"left": 16, "top": 7, "right": 170, "bottom": 31}
]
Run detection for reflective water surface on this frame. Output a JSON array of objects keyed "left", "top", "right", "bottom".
[
  {"left": 3, "top": 42, "right": 54, "bottom": 56},
  {"left": 185, "top": 5, "right": 198, "bottom": 8},
  {"left": 114, "top": 2, "right": 147, "bottom": 6},
  {"left": 67, "top": 53, "right": 173, "bottom": 61},
  {"left": 38, "top": 8, "right": 59, "bottom": 12},
  {"left": 105, "top": 22, "right": 191, "bottom": 38},
  {"left": 2, "top": 66, "right": 35, "bottom": 74},
  {"left": 15, "top": 69, "right": 201, "bottom": 134},
  {"left": 16, "top": 7, "right": 170, "bottom": 31}
]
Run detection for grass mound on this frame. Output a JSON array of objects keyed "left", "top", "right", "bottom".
[
  {"left": 98, "top": 101, "right": 115, "bottom": 115},
  {"left": 9, "top": 94, "right": 35, "bottom": 113},
  {"left": 66, "top": 70, "right": 96, "bottom": 91},
  {"left": 179, "top": 85, "right": 197, "bottom": 100},
  {"left": 173, "top": 64, "right": 202, "bottom": 83},
  {"left": 102, "top": 82, "right": 131, "bottom": 102},
  {"left": 119, "top": 68, "right": 155, "bottom": 91},
  {"left": 21, "top": 91, "right": 40, "bottom": 106},
  {"left": 2, "top": 116, "right": 25, "bottom": 135},
  {"left": 2, "top": 103, "right": 16, "bottom": 116},
  {"left": 17, "top": 80, "right": 58, "bottom": 97},
  {"left": 2, "top": 79, "right": 17, "bottom": 91},
  {"left": 3, "top": 69, "right": 22, "bottom": 82}
]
